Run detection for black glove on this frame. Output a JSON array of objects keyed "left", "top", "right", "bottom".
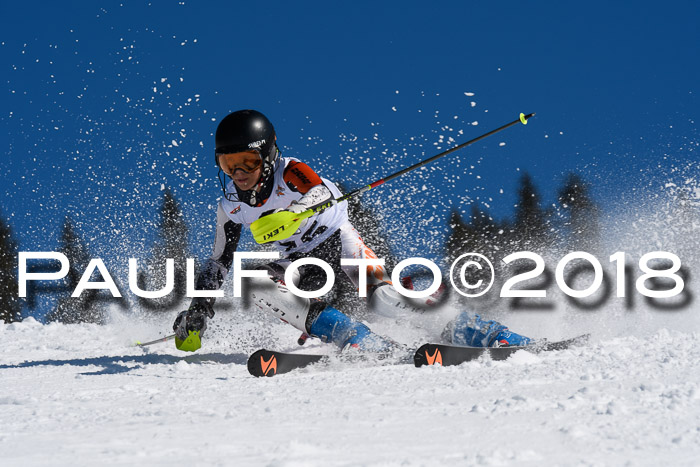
[{"left": 173, "top": 300, "right": 215, "bottom": 341}]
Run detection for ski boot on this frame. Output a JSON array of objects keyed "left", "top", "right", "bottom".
[
  {"left": 444, "top": 312, "right": 533, "bottom": 348},
  {"left": 308, "top": 306, "right": 396, "bottom": 352},
  {"left": 491, "top": 328, "right": 533, "bottom": 347}
]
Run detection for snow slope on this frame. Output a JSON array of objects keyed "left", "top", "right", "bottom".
[{"left": 2, "top": 311, "right": 699, "bottom": 467}]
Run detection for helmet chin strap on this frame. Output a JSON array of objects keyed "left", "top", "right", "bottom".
[
  {"left": 254, "top": 171, "right": 265, "bottom": 192},
  {"left": 219, "top": 147, "right": 280, "bottom": 206},
  {"left": 248, "top": 180, "right": 261, "bottom": 206},
  {"left": 233, "top": 164, "right": 271, "bottom": 206}
]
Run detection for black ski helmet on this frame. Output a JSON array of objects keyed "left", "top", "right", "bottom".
[{"left": 214, "top": 109, "right": 280, "bottom": 205}]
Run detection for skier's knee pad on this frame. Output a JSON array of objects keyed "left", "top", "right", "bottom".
[
  {"left": 247, "top": 274, "right": 311, "bottom": 333},
  {"left": 367, "top": 283, "right": 415, "bottom": 319}
]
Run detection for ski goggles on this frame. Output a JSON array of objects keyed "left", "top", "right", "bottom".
[{"left": 217, "top": 150, "right": 263, "bottom": 175}]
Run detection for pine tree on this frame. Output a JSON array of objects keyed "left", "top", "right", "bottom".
[
  {"left": 445, "top": 205, "right": 510, "bottom": 304},
  {"left": 445, "top": 209, "right": 470, "bottom": 263},
  {"left": 558, "top": 173, "right": 601, "bottom": 253},
  {"left": 513, "top": 172, "right": 551, "bottom": 252},
  {"left": 467, "top": 204, "right": 508, "bottom": 260},
  {"left": 45, "top": 217, "right": 106, "bottom": 324},
  {"left": 0, "top": 211, "right": 21, "bottom": 323},
  {"left": 446, "top": 207, "right": 499, "bottom": 262},
  {"left": 139, "top": 188, "right": 190, "bottom": 311}
]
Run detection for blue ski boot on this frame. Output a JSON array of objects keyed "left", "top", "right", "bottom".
[
  {"left": 308, "top": 306, "right": 395, "bottom": 352},
  {"left": 491, "top": 328, "right": 533, "bottom": 347},
  {"left": 446, "top": 312, "right": 533, "bottom": 348}
]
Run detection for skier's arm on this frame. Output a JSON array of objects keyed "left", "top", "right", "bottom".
[
  {"left": 283, "top": 161, "right": 333, "bottom": 212},
  {"left": 173, "top": 203, "right": 241, "bottom": 339},
  {"left": 193, "top": 202, "right": 242, "bottom": 307}
]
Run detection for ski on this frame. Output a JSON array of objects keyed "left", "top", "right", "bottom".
[
  {"left": 247, "top": 334, "right": 588, "bottom": 376},
  {"left": 414, "top": 334, "right": 590, "bottom": 368},
  {"left": 247, "top": 347, "right": 414, "bottom": 377},
  {"left": 247, "top": 349, "right": 328, "bottom": 377}
]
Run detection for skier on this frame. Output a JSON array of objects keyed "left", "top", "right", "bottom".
[{"left": 173, "top": 109, "right": 533, "bottom": 351}]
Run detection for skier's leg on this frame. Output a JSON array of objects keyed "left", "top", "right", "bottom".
[
  {"left": 338, "top": 223, "right": 443, "bottom": 319},
  {"left": 338, "top": 223, "right": 400, "bottom": 317},
  {"left": 306, "top": 306, "right": 394, "bottom": 351},
  {"left": 248, "top": 259, "right": 393, "bottom": 351},
  {"left": 442, "top": 311, "right": 534, "bottom": 348},
  {"left": 247, "top": 261, "right": 311, "bottom": 333},
  {"left": 335, "top": 224, "right": 527, "bottom": 345}
]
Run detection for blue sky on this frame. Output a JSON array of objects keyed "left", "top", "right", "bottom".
[{"left": 2, "top": 1, "right": 698, "bottom": 278}]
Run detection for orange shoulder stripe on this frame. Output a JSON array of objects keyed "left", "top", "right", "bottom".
[{"left": 283, "top": 161, "right": 323, "bottom": 194}]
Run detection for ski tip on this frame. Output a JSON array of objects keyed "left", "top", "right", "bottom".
[
  {"left": 414, "top": 343, "right": 444, "bottom": 368},
  {"left": 572, "top": 333, "right": 591, "bottom": 345},
  {"left": 248, "top": 349, "right": 279, "bottom": 377},
  {"left": 520, "top": 112, "right": 535, "bottom": 125},
  {"left": 534, "top": 333, "right": 591, "bottom": 352}
]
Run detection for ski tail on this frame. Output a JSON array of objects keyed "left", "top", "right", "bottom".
[
  {"left": 414, "top": 334, "right": 590, "bottom": 368},
  {"left": 414, "top": 344, "right": 506, "bottom": 367}
]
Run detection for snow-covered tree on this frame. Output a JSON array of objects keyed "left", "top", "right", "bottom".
[
  {"left": 138, "top": 188, "right": 190, "bottom": 312},
  {"left": 45, "top": 217, "right": 106, "bottom": 324}
]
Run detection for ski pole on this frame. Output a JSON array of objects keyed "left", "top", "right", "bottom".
[
  {"left": 251, "top": 113, "right": 535, "bottom": 243},
  {"left": 135, "top": 333, "right": 176, "bottom": 347},
  {"left": 297, "top": 332, "right": 310, "bottom": 346},
  {"left": 337, "top": 112, "right": 534, "bottom": 202}
]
